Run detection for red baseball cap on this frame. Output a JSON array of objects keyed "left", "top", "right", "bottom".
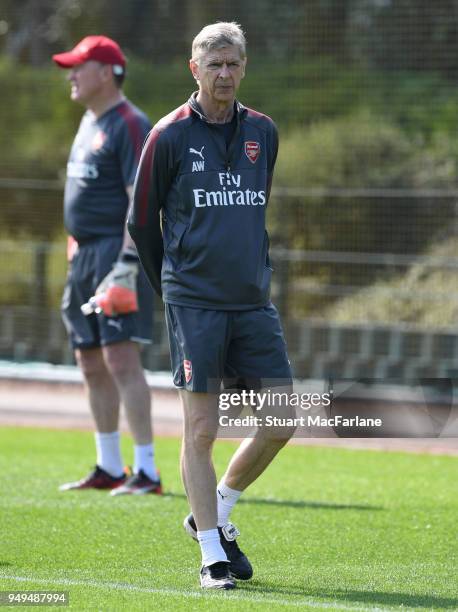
[{"left": 52, "top": 35, "right": 126, "bottom": 72}]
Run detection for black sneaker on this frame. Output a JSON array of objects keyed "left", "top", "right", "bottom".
[
  {"left": 184, "top": 514, "right": 253, "bottom": 580},
  {"left": 200, "top": 562, "right": 236, "bottom": 590},
  {"left": 110, "top": 469, "right": 162, "bottom": 496}
]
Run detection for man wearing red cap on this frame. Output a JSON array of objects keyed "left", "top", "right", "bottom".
[{"left": 53, "top": 36, "right": 161, "bottom": 496}]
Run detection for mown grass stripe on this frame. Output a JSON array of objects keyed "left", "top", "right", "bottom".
[{"left": 0, "top": 574, "right": 391, "bottom": 611}]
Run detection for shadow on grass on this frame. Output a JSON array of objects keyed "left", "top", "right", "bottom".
[
  {"left": 161, "top": 491, "right": 382, "bottom": 511},
  {"left": 239, "top": 497, "right": 383, "bottom": 511},
  {"left": 241, "top": 583, "right": 458, "bottom": 609}
]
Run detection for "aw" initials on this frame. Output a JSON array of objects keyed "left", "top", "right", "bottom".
[{"left": 192, "top": 160, "right": 205, "bottom": 172}]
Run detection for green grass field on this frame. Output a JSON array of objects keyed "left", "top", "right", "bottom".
[{"left": 0, "top": 428, "right": 456, "bottom": 611}]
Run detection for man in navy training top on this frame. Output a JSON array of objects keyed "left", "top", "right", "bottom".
[
  {"left": 53, "top": 35, "right": 161, "bottom": 496},
  {"left": 128, "top": 22, "right": 293, "bottom": 589}
]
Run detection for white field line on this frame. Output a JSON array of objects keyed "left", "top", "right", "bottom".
[{"left": 0, "top": 573, "right": 393, "bottom": 611}]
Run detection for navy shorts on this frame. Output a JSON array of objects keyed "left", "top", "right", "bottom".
[
  {"left": 61, "top": 236, "right": 154, "bottom": 350},
  {"left": 165, "top": 302, "right": 292, "bottom": 392}
]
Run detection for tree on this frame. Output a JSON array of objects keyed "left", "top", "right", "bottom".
[{"left": 350, "top": 0, "right": 458, "bottom": 77}]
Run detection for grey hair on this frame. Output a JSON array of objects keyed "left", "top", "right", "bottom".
[{"left": 191, "top": 22, "right": 246, "bottom": 61}]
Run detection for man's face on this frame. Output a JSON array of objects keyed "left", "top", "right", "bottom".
[
  {"left": 190, "top": 45, "right": 246, "bottom": 105},
  {"left": 67, "top": 60, "right": 110, "bottom": 105}
]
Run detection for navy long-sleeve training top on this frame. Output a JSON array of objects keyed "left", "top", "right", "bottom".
[{"left": 128, "top": 93, "right": 278, "bottom": 310}]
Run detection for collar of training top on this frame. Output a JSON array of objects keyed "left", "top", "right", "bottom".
[{"left": 188, "top": 92, "right": 246, "bottom": 123}]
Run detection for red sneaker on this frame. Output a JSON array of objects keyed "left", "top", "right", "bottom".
[{"left": 59, "top": 465, "right": 127, "bottom": 491}]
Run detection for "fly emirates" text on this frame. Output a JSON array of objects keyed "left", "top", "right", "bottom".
[{"left": 193, "top": 172, "right": 266, "bottom": 208}]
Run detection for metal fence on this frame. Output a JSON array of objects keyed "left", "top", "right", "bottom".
[
  {"left": 1, "top": 181, "right": 457, "bottom": 379},
  {"left": 2, "top": 2, "right": 458, "bottom": 379}
]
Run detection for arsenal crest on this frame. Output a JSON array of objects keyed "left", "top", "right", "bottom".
[
  {"left": 183, "top": 359, "right": 193, "bottom": 383},
  {"left": 92, "top": 130, "right": 106, "bottom": 151},
  {"left": 244, "top": 141, "right": 260, "bottom": 164}
]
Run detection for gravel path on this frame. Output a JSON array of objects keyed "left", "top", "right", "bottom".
[{"left": 1, "top": 379, "right": 456, "bottom": 456}]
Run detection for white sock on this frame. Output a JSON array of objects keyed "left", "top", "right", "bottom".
[
  {"left": 134, "top": 443, "right": 158, "bottom": 480},
  {"left": 95, "top": 431, "right": 124, "bottom": 477},
  {"left": 217, "top": 481, "right": 243, "bottom": 527},
  {"left": 197, "top": 529, "right": 228, "bottom": 567}
]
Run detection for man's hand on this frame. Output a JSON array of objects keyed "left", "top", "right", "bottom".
[{"left": 94, "top": 261, "right": 139, "bottom": 316}]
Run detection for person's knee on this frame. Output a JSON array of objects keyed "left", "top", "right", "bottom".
[
  {"left": 259, "top": 409, "right": 297, "bottom": 445},
  {"left": 75, "top": 349, "right": 107, "bottom": 383},
  {"left": 180, "top": 391, "right": 219, "bottom": 453},
  {"left": 185, "top": 429, "right": 216, "bottom": 454},
  {"left": 103, "top": 343, "right": 141, "bottom": 383},
  {"left": 260, "top": 426, "right": 296, "bottom": 447},
  {"left": 104, "top": 354, "right": 133, "bottom": 382},
  {"left": 184, "top": 414, "right": 218, "bottom": 453},
  {"left": 274, "top": 417, "right": 297, "bottom": 443}
]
